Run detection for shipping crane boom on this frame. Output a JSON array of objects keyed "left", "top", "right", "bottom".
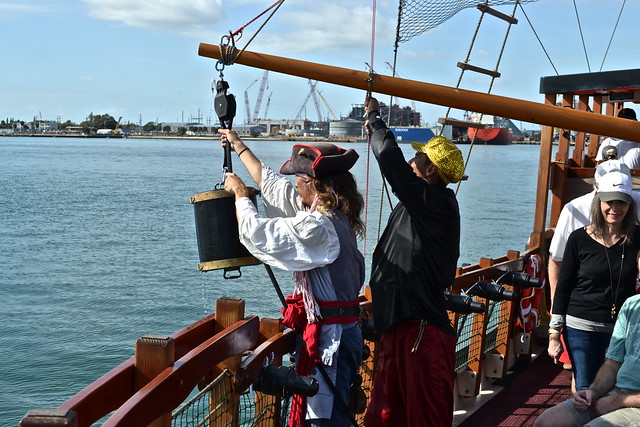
[
  {"left": 244, "top": 79, "right": 258, "bottom": 124},
  {"left": 316, "top": 89, "right": 338, "bottom": 120},
  {"left": 295, "top": 80, "right": 318, "bottom": 120},
  {"left": 112, "top": 116, "right": 122, "bottom": 134},
  {"left": 309, "top": 80, "right": 323, "bottom": 122},
  {"left": 263, "top": 92, "right": 273, "bottom": 119},
  {"left": 252, "top": 71, "right": 269, "bottom": 123}
]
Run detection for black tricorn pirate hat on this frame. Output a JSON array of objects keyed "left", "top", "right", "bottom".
[{"left": 279, "top": 142, "right": 359, "bottom": 178}]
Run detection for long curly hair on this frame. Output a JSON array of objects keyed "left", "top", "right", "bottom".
[
  {"left": 309, "top": 171, "right": 365, "bottom": 238},
  {"left": 589, "top": 194, "right": 637, "bottom": 244}
]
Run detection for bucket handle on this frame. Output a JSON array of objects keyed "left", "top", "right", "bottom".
[{"left": 223, "top": 267, "right": 242, "bottom": 279}]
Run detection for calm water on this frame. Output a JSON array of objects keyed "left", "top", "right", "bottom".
[{"left": 0, "top": 137, "right": 539, "bottom": 425}]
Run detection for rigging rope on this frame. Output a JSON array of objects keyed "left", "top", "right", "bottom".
[
  {"left": 217, "top": 0, "right": 286, "bottom": 68},
  {"left": 572, "top": 0, "right": 591, "bottom": 72},
  {"left": 517, "top": 3, "right": 558, "bottom": 75},
  {"left": 362, "top": 0, "right": 377, "bottom": 258},
  {"left": 455, "top": 0, "right": 519, "bottom": 195},
  {"left": 599, "top": 0, "right": 627, "bottom": 72}
]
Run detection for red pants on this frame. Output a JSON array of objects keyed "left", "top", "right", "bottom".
[{"left": 364, "top": 319, "right": 456, "bottom": 427}]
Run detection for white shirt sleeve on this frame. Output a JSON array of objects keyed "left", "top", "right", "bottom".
[
  {"left": 260, "top": 164, "right": 305, "bottom": 217},
  {"left": 618, "top": 144, "right": 640, "bottom": 169},
  {"left": 235, "top": 197, "right": 340, "bottom": 271},
  {"left": 549, "top": 206, "right": 572, "bottom": 261},
  {"left": 548, "top": 192, "right": 593, "bottom": 261}
]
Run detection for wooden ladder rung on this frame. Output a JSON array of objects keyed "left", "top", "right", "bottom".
[
  {"left": 477, "top": 4, "right": 518, "bottom": 24},
  {"left": 457, "top": 62, "right": 501, "bottom": 78},
  {"left": 438, "top": 117, "right": 485, "bottom": 129}
]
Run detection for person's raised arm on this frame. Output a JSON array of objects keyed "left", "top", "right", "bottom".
[{"left": 219, "top": 129, "right": 262, "bottom": 188}]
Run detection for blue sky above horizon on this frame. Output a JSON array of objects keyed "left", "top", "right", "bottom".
[{"left": 2, "top": 0, "right": 639, "bottom": 129}]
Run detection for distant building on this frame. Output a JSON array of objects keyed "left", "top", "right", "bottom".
[
  {"left": 30, "top": 120, "right": 59, "bottom": 132},
  {"left": 253, "top": 119, "right": 308, "bottom": 136}
]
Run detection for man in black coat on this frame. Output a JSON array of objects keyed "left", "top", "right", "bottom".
[{"left": 363, "top": 97, "right": 464, "bottom": 427}]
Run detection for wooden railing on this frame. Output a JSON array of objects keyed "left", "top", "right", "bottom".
[{"left": 20, "top": 252, "right": 540, "bottom": 426}]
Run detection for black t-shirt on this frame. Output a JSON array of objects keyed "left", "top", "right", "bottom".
[{"left": 553, "top": 225, "right": 640, "bottom": 324}]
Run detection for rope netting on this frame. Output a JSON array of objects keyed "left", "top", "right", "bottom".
[
  {"left": 397, "top": 0, "right": 538, "bottom": 43},
  {"left": 171, "top": 369, "right": 291, "bottom": 427}
]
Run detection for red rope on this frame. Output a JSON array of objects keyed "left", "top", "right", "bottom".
[
  {"left": 230, "top": 0, "right": 285, "bottom": 38},
  {"left": 363, "top": 0, "right": 377, "bottom": 258}
]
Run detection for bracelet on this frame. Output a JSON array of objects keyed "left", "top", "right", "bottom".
[
  {"left": 548, "top": 327, "right": 562, "bottom": 335},
  {"left": 237, "top": 147, "right": 249, "bottom": 157}
]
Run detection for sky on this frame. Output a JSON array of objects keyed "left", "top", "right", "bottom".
[{"left": 2, "top": 0, "right": 640, "bottom": 129}]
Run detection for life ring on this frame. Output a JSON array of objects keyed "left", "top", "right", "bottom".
[{"left": 516, "top": 254, "right": 546, "bottom": 334}]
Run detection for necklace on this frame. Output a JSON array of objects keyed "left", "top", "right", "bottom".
[{"left": 604, "top": 242, "right": 625, "bottom": 319}]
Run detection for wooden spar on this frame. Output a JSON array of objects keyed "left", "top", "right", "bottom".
[{"left": 198, "top": 43, "right": 640, "bottom": 143}]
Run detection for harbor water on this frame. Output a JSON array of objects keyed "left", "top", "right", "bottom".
[{"left": 0, "top": 137, "right": 539, "bottom": 425}]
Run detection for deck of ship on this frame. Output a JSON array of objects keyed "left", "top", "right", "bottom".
[{"left": 455, "top": 346, "right": 572, "bottom": 426}]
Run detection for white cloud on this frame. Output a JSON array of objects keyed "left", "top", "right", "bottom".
[
  {"left": 248, "top": 3, "right": 397, "bottom": 54},
  {"left": 81, "top": 0, "right": 224, "bottom": 37},
  {"left": 0, "top": 2, "right": 50, "bottom": 20},
  {"left": 78, "top": 0, "right": 397, "bottom": 54}
]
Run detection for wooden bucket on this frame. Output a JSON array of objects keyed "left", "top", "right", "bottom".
[{"left": 190, "top": 188, "right": 261, "bottom": 274}]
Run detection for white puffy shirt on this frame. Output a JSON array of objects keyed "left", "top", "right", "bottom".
[{"left": 235, "top": 164, "right": 340, "bottom": 271}]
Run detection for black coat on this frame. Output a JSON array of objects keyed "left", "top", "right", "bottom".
[{"left": 367, "top": 111, "right": 460, "bottom": 336}]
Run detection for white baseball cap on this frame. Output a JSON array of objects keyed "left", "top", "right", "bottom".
[{"left": 597, "top": 171, "right": 633, "bottom": 204}]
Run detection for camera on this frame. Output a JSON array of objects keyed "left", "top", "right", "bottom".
[{"left": 444, "top": 293, "right": 485, "bottom": 314}]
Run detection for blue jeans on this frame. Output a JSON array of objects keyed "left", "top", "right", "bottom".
[{"left": 564, "top": 326, "right": 611, "bottom": 390}]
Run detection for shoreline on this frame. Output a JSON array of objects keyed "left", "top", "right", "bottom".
[
  {"left": 0, "top": 133, "right": 362, "bottom": 143},
  {"left": 0, "top": 133, "right": 541, "bottom": 144}
]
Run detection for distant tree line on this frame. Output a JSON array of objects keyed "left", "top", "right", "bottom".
[{"left": 2, "top": 113, "right": 218, "bottom": 136}]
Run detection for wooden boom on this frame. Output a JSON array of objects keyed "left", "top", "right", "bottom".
[{"left": 198, "top": 43, "right": 640, "bottom": 143}]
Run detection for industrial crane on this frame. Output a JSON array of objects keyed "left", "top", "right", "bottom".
[
  {"left": 243, "top": 79, "right": 258, "bottom": 124},
  {"left": 309, "top": 80, "right": 323, "bottom": 123},
  {"left": 295, "top": 80, "right": 324, "bottom": 122},
  {"left": 263, "top": 92, "right": 273, "bottom": 119},
  {"left": 111, "top": 117, "right": 122, "bottom": 135},
  {"left": 316, "top": 88, "right": 338, "bottom": 120},
  {"left": 252, "top": 71, "right": 269, "bottom": 123}
]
